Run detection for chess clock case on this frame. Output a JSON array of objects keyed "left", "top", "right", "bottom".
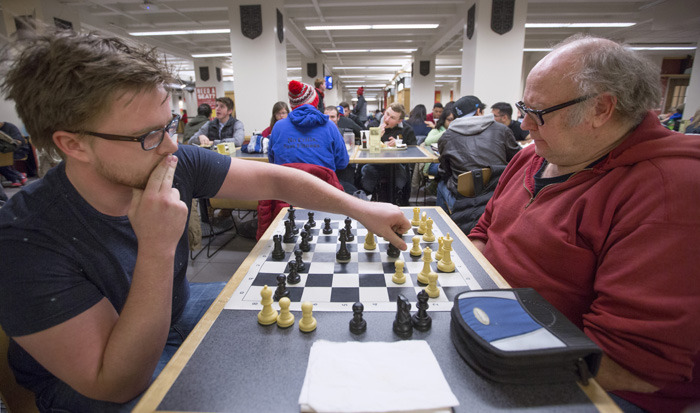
[{"left": 450, "top": 288, "right": 603, "bottom": 385}]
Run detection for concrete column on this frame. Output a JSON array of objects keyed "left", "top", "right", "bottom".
[
  {"left": 193, "top": 58, "right": 225, "bottom": 115},
  {"left": 229, "top": 0, "right": 287, "bottom": 132},
  {"left": 460, "top": 0, "right": 527, "bottom": 107},
  {"left": 410, "top": 53, "right": 437, "bottom": 112},
  {"left": 683, "top": 34, "right": 700, "bottom": 121}
]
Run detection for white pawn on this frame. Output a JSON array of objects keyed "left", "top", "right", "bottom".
[
  {"left": 435, "top": 237, "right": 444, "bottom": 261},
  {"left": 438, "top": 233, "right": 456, "bottom": 273},
  {"left": 411, "top": 207, "right": 421, "bottom": 226},
  {"left": 417, "top": 212, "right": 427, "bottom": 235},
  {"left": 422, "top": 218, "right": 436, "bottom": 242},
  {"left": 364, "top": 229, "right": 377, "bottom": 250},
  {"left": 277, "top": 297, "right": 295, "bottom": 328},
  {"left": 392, "top": 259, "right": 406, "bottom": 284},
  {"left": 299, "top": 301, "right": 317, "bottom": 333},
  {"left": 418, "top": 247, "right": 437, "bottom": 285},
  {"left": 426, "top": 272, "right": 440, "bottom": 298},
  {"left": 257, "top": 285, "right": 278, "bottom": 326},
  {"left": 410, "top": 235, "right": 422, "bottom": 257}
]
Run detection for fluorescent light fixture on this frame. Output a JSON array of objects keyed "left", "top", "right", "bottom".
[
  {"left": 436, "top": 65, "right": 461, "bottom": 69},
  {"left": 321, "top": 49, "right": 417, "bottom": 53},
  {"left": 306, "top": 24, "right": 438, "bottom": 31},
  {"left": 338, "top": 75, "right": 392, "bottom": 79},
  {"left": 333, "top": 66, "right": 401, "bottom": 70},
  {"left": 436, "top": 74, "right": 461, "bottom": 78},
  {"left": 287, "top": 67, "right": 301, "bottom": 71},
  {"left": 351, "top": 97, "right": 378, "bottom": 101},
  {"left": 130, "top": 29, "right": 230, "bottom": 36},
  {"left": 191, "top": 53, "right": 232, "bottom": 58},
  {"left": 629, "top": 46, "right": 696, "bottom": 51},
  {"left": 525, "top": 23, "right": 635, "bottom": 28}
]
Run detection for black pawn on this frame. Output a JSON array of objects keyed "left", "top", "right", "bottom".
[
  {"left": 387, "top": 238, "right": 401, "bottom": 258},
  {"left": 271, "top": 234, "right": 285, "bottom": 261},
  {"left": 288, "top": 207, "right": 298, "bottom": 234},
  {"left": 349, "top": 302, "right": 367, "bottom": 334},
  {"left": 323, "top": 217, "right": 333, "bottom": 234},
  {"left": 344, "top": 217, "right": 355, "bottom": 242},
  {"left": 273, "top": 273, "right": 289, "bottom": 301},
  {"left": 299, "top": 231, "right": 311, "bottom": 252},
  {"left": 287, "top": 261, "right": 301, "bottom": 285},
  {"left": 307, "top": 211, "right": 316, "bottom": 227},
  {"left": 283, "top": 220, "right": 295, "bottom": 243},
  {"left": 304, "top": 223, "right": 313, "bottom": 242},
  {"left": 336, "top": 228, "right": 351, "bottom": 262},
  {"left": 294, "top": 249, "right": 306, "bottom": 273},
  {"left": 393, "top": 294, "right": 413, "bottom": 339},
  {"left": 412, "top": 290, "right": 432, "bottom": 332}
]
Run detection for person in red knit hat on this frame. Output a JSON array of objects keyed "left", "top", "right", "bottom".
[
  {"left": 352, "top": 86, "right": 367, "bottom": 124},
  {"left": 288, "top": 80, "right": 319, "bottom": 109}
]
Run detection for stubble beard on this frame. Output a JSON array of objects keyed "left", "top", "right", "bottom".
[{"left": 94, "top": 156, "right": 163, "bottom": 190}]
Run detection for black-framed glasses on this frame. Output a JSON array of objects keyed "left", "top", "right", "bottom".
[
  {"left": 68, "top": 114, "right": 180, "bottom": 151},
  {"left": 515, "top": 96, "right": 592, "bottom": 126}
]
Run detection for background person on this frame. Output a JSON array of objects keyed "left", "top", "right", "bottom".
[
  {"left": 261, "top": 101, "right": 290, "bottom": 138},
  {"left": 491, "top": 101, "right": 530, "bottom": 141},
  {"left": 183, "top": 103, "right": 211, "bottom": 143},
  {"left": 188, "top": 97, "right": 245, "bottom": 147}
]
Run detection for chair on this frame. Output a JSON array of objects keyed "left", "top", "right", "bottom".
[
  {"left": 0, "top": 326, "right": 38, "bottom": 413},
  {"left": 457, "top": 167, "right": 492, "bottom": 197},
  {"left": 189, "top": 198, "right": 257, "bottom": 260}
]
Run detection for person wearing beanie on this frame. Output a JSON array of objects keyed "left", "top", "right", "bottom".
[
  {"left": 352, "top": 86, "right": 368, "bottom": 124},
  {"left": 268, "top": 80, "right": 348, "bottom": 172},
  {"left": 436, "top": 95, "right": 520, "bottom": 215}
]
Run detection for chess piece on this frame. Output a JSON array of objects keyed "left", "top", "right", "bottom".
[
  {"left": 417, "top": 212, "right": 427, "bottom": 235},
  {"left": 323, "top": 217, "right": 333, "bottom": 234},
  {"left": 411, "top": 207, "right": 421, "bottom": 226},
  {"left": 287, "top": 261, "right": 301, "bottom": 284},
  {"left": 349, "top": 302, "right": 367, "bottom": 334},
  {"left": 283, "top": 220, "right": 295, "bottom": 243},
  {"left": 307, "top": 211, "right": 316, "bottom": 227},
  {"left": 418, "top": 246, "right": 436, "bottom": 285},
  {"left": 277, "top": 297, "right": 295, "bottom": 328},
  {"left": 363, "top": 229, "right": 377, "bottom": 250},
  {"left": 304, "top": 223, "right": 313, "bottom": 242},
  {"left": 299, "top": 231, "right": 311, "bottom": 252},
  {"left": 437, "top": 233, "right": 456, "bottom": 272},
  {"left": 422, "top": 218, "right": 436, "bottom": 242},
  {"left": 288, "top": 206, "right": 298, "bottom": 234},
  {"left": 426, "top": 271, "right": 440, "bottom": 298},
  {"left": 294, "top": 249, "right": 306, "bottom": 273},
  {"left": 299, "top": 301, "right": 317, "bottom": 333},
  {"left": 273, "top": 273, "right": 290, "bottom": 301},
  {"left": 336, "top": 228, "right": 351, "bottom": 263},
  {"left": 392, "top": 295, "right": 413, "bottom": 339},
  {"left": 344, "top": 217, "right": 355, "bottom": 241},
  {"left": 412, "top": 290, "right": 432, "bottom": 331},
  {"left": 386, "top": 232, "right": 401, "bottom": 259},
  {"left": 257, "top": 285, "right": 278, "bottom": 325},
  {"left": 392, "top": 260, "right": 406, "bottom": 284},
  {"left": 434, "top": 237, "right": 444, "bottom": 261},
  {"left": 409, "top": 235, "right": 422, "bottom": 257},
  {"left": 271, "top": 234, "right": 285, "bottom": 261}
]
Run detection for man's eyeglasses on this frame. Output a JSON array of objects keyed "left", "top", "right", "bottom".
[
  {"left": 515, "top": 96, "right": 592, "bottom": 126},
  {"left": 68, "top": 114, "right": 180, "bottom": 151}
]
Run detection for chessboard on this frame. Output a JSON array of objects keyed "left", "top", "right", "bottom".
[{"left": 224, "top": 207, "right": 500, "bottom": 312}]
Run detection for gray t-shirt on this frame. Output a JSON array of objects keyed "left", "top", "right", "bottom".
[{"left": 0, "top": 144, "right": 231, "bottom": 390}]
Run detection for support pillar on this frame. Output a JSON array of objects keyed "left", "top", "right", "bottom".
[
  {"left": 229, "top": 1, "right": 287, "bottom": 132},
  {"left": 460, "top": 0, "right": 527, "bottom": 107},
  {"left": 410, "top": 54, "right": 437, "bottom": 111}
]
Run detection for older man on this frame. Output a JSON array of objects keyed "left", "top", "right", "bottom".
[
  {"left": 469, "top": 34, "right": 700, "bottom": 412},
  {"left": 0, "top": 28, "right": 409, "bottom": 412}
]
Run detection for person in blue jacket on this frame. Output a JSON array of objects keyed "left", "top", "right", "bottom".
[{"left": 268, "top": 80, "right": 349, "bottom": 172}]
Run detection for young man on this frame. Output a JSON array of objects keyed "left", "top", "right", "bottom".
[
  {"left": 0, "top": 28, "right": 409, "bottom": 412},
  {"left": 425, "top": 102, "right": 444, "bottom": 127},
  {"left": 470, "top": 35, "right": 700, "bottom": 412},
  {"left": 188, "top": 96, "right": 245, "bottom": 147},
  {"left": 490, "top": 102, "right": 530, "bottom": 141}
]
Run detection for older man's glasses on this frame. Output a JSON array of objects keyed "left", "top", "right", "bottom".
[
  {"left": 69, "top": 114, "right": 180, "bottom": 151},
  {"left": 515, "top": 96, "right": 592, "bottom": 126}
]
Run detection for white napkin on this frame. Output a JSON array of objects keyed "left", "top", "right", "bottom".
[{"left": 299, "top": 340, "right": 459, "bottom": 413}]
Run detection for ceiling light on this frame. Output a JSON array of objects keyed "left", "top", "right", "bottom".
[
  {"left": 629, "top": 46, "right": 696, "bottom": 51},
  {"left": 306, "top": 24, "right": 438, "bottom": 31},
  {"left": 525, "top": 23, "right": 635, "bottom": 28},
  {"left": 333, "top": 66, "right": 401, "bottom": 70},
  {"left": 140, "top": 0, "right": 159, "bottom": 11},
  {"left": 321, "top": 48, "right": 417, "bottom": 54},
  {"left": 436, "top": 65, "right": 461, "bottom": 69},
  {"left": 130, "top": 29, "right": 230, "bottom": 36},
  {"left": 191, "top": 52, "right": 232, "bottom": 58},
  {"left": 287, "top": 67, "right": 301, "bottom": 71}
]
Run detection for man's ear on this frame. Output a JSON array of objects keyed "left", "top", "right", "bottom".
[
  {"left": 591, "top": 93, "right": 617, "bottom": 128},
  {"left": 53, "top": 131, "right": 92, "bottom": 163}
]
